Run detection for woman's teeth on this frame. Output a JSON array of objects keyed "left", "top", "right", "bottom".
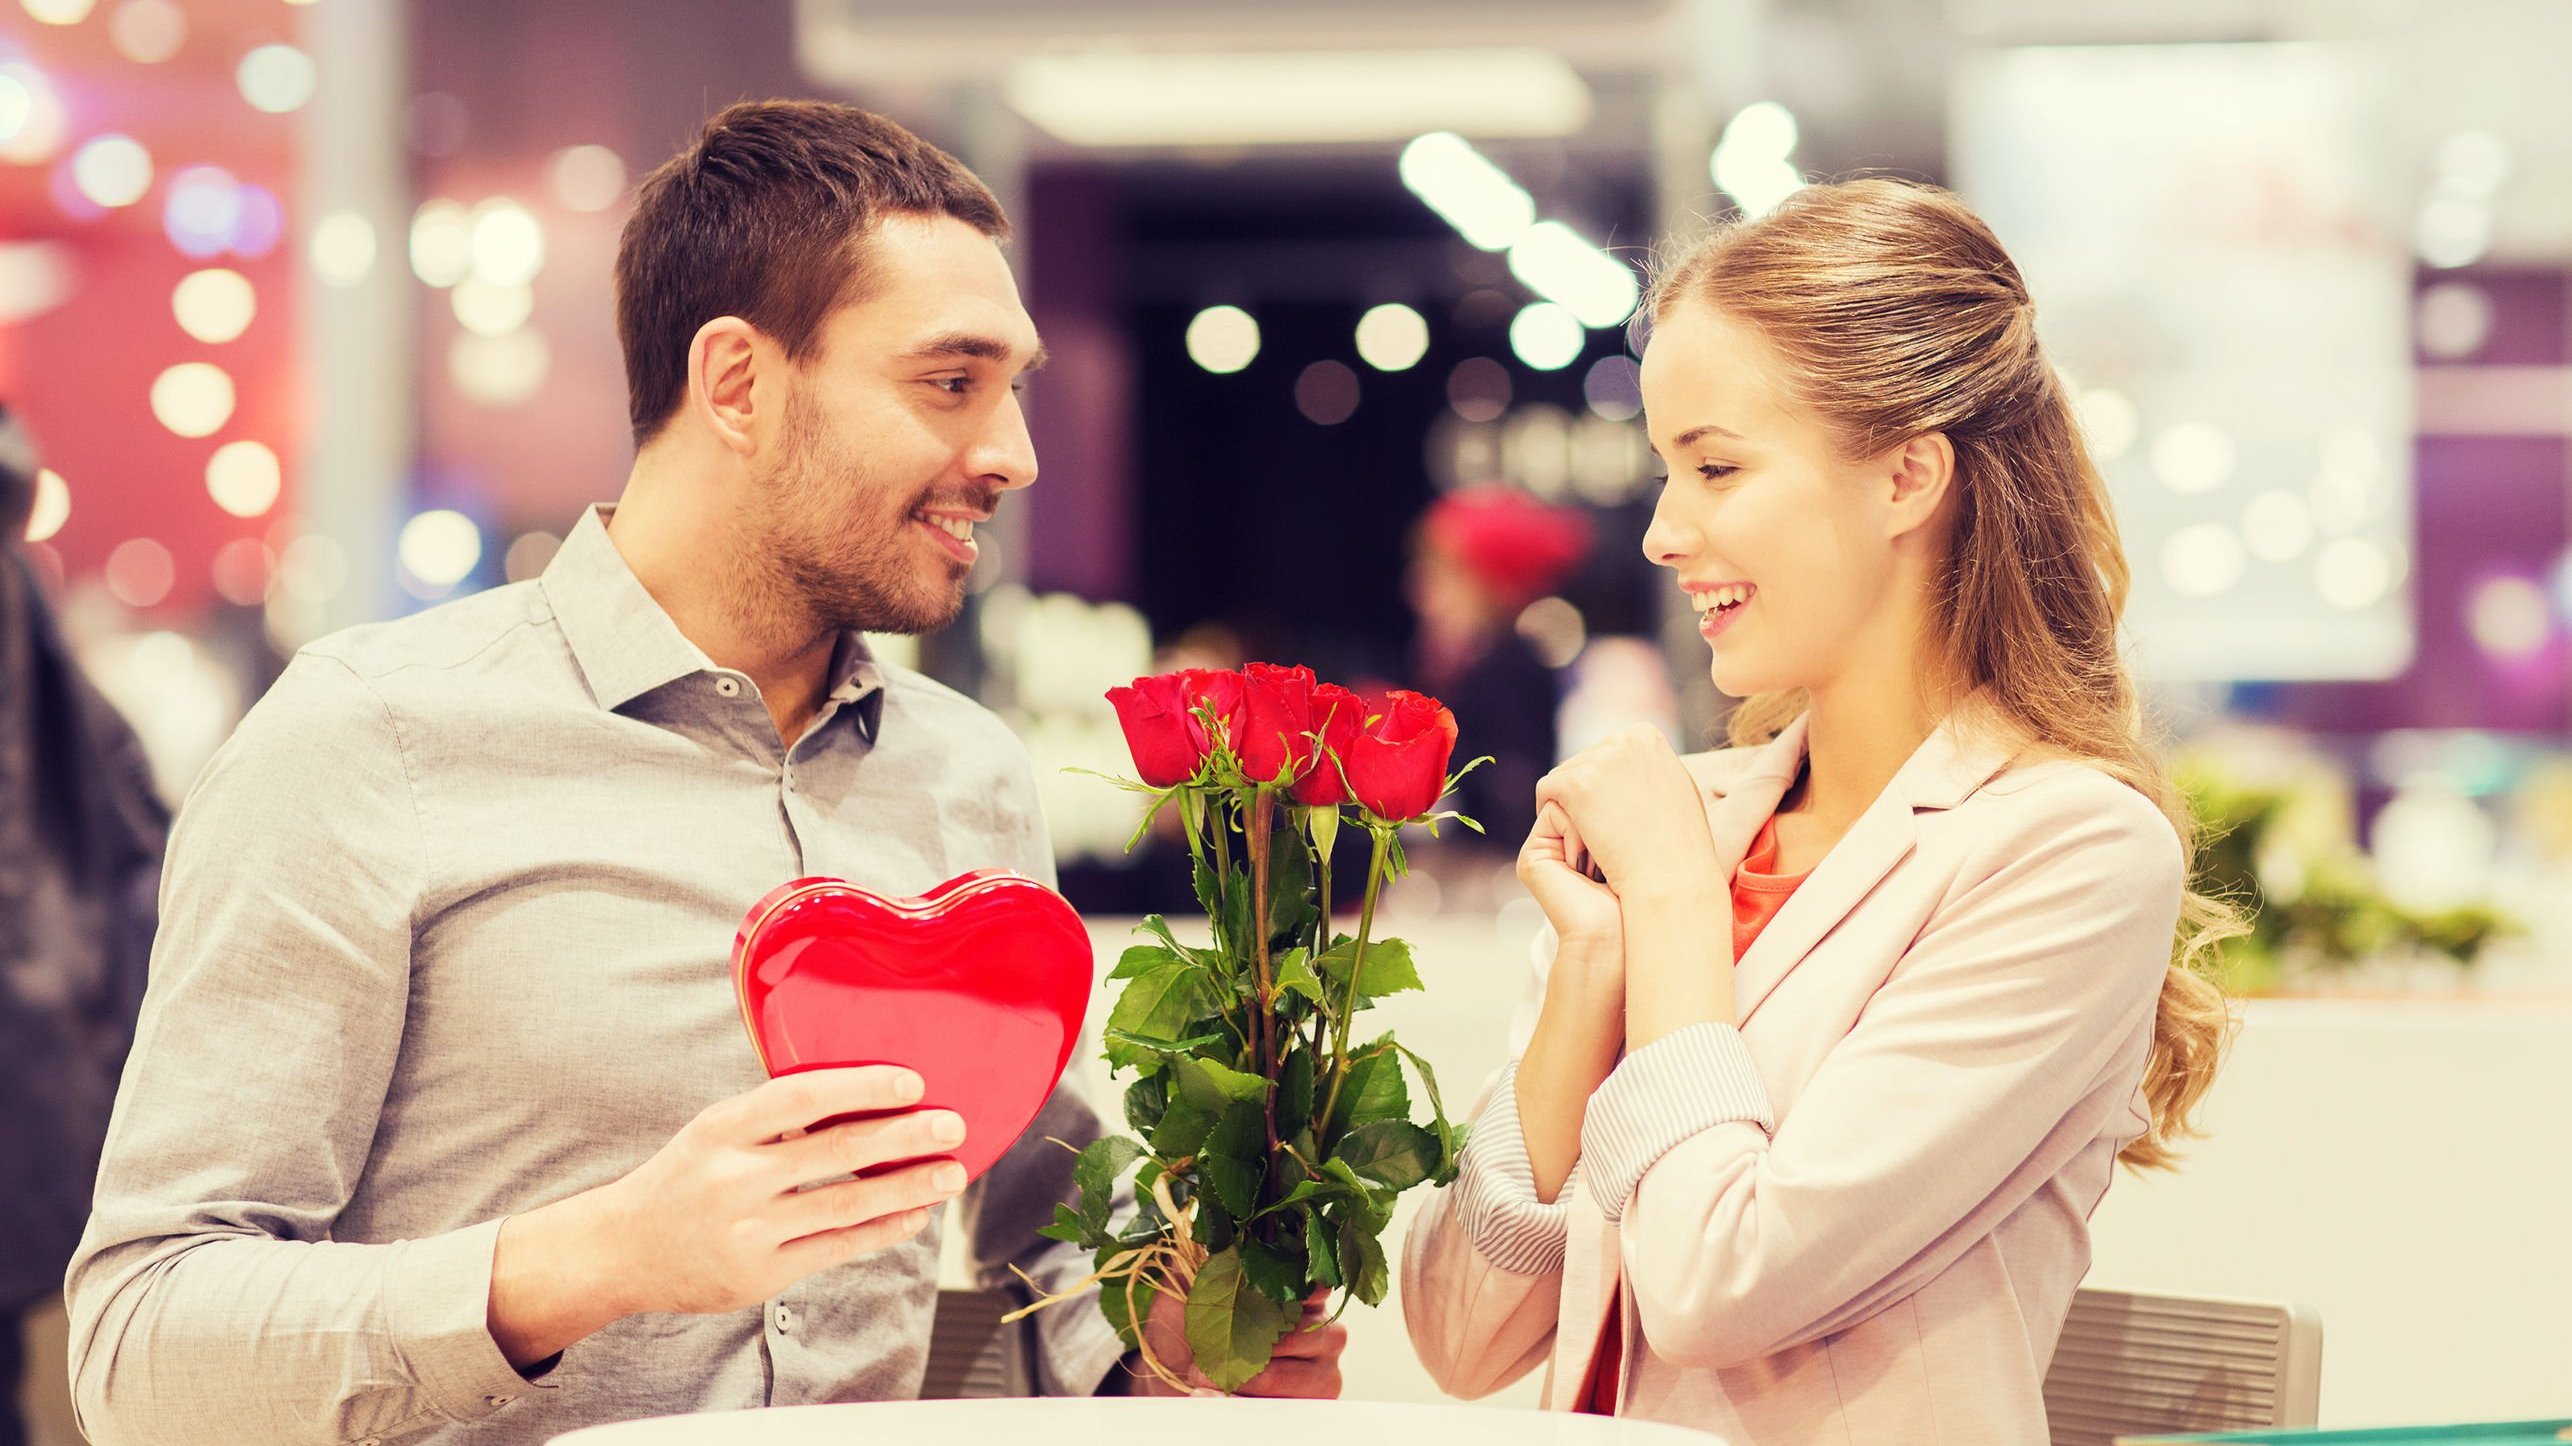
[{"left": 1701, "top": 583, "right": 1751, "bottom": 616}]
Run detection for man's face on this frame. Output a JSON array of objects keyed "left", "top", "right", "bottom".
[{"left": 751, "top": 213, "right": 1043, "bottom": 636}]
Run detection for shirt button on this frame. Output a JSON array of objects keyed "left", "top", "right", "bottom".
[
  {"left": 775, "top": 1303, "right": 794, "bottom": 1334},
  {"left": 715, "top": 676, "right": 743, "bottom": 698},
  {"left": 485, "top": 1395, "right": 514, "bottom": 1407}
]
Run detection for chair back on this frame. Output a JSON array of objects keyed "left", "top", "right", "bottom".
[
  {"left": 920, "top": 1286, "right": 1039, "bottom": 1398},
  {"left": 2043, "top": 1286, "right": 2322, "bottom": 1445}
]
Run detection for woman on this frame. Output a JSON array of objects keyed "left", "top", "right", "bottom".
[{"left": 1401, "top": 179, "right": 2237, "bottom": 1443}]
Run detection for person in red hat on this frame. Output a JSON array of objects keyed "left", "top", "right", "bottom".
[{"left": 1404, "top": 484, "right": 1594, "bottom": 851}]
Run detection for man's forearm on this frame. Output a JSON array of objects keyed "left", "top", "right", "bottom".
[{"left": 488, "top": 1186, "right": 634, "bottom": 1368}]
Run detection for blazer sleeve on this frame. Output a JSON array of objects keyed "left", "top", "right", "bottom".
[
  {"left": 1583, "top": 778, "right": 2183, "bottom": 1370},
  {"left": 1400, "top": 923, "right": 1577, "bottom": 1399}
]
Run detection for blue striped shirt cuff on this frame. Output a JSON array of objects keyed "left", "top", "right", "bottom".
[
  {"left": 1580, "top": 1022, "right": 1775, "bottom": 1224},
  {"left": 1449, "top": 1060, "right": 1578, "bottom": 1276}
]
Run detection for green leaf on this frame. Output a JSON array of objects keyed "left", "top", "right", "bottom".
[
  {"left": 1185, "top": 1248, "right": 1299, "bottom": 1393},
  {"left": 1199, "top": 1101, "right": 1269, "bottom": 1218},
  {"left": 1314, "top": 935, "right": 1423, "bottom": 1005},
  {"left": 1097, "top": 1246, "right": 1158, "bottom": 1349},
  {"left": 1103, "top": 1027, "right": 1226, "bottom": 1062},
  {"left": 1150, "top": 1056, "right": 1269, "bottom": 1158},
  {"left": 1335, "top": 1120, "right": 1439, "bottom": 1190},
  {"left": 1105, "top": 961, "right": 1224, "bottom": 1071},
  {"left": 1239, "top": 1234, "right": 1307, "bottom": 1307},
  {"left": 1391, "top": 1040, "right": 1463, "bottom": 1180},
  {"left": 1192, "top": 857, "right": 1223, "bottom": 928},
  {"left": 1122, "top": 1075, "right": 1167, "bottom": 1137},
  {"left": 1319, "top": 1157, "right": 1372, "bottom": 1196},
  {"left": 1110, "top": 942, "right": 1182, "bottom": 980},
  {"left": 1331, "top": 1045, "right": 1408, "bottom": 1136},
  {"left": 1265, "top": 825, "right": 1314, "bottom": 943},
  {"left": 1274, "top": 948, "right": 1324, "bottom": 1007},
  {"left": 1196, "top": 1190, "right": 1238, "bottom": 1253},
  {"left": 1222, "top": 866, "right": 1253, "bottom": 954},
  {"left": 1339, "top": 1214, "right": 1390, "bottom": 1306},
  {"left": 1037, "top": 1201, "right": 1092, "bottom": 1248},
  {"left": 1305, "top": 1207, "right": 1343, "bottom": 1290},
  {"left": 1277, "top": 1046, "right": 1316, "bottom": 1127},
  {"left": 1074, "top": 1135, "right": 1147, "bottom": 1238}
]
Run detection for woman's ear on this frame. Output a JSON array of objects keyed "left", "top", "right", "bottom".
[
  {"left": 1882, "top": 431, "right": 1956, "bottom": 542},
  {"left": 686, "top": 316, "right": 765, "bottom": 459}
]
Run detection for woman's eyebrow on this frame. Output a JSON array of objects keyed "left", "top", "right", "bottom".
[{"left": 1650, "top": 422, "right": 1746, "bottom": 460}]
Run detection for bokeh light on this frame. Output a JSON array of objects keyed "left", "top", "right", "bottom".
[
  {"left": 149, "top": 362, "right": 235, "bottom": 437},
  {"left": 1354, "top": 303, "right": 1429, "bottom": 372},
  {"left": 24, "top": 467, "right": 69, "bottom": 542},
  {"left": 107, "top": 0, "right": 184, "bottom": 62},
  {"left": 1508, "top": 301, "right": 1585, "bottom": 371},
  {"left": 469, "top": 199, "right": 545, "bottom": 286},
  {"left": 71, "top": 133, "right": 152, "bottom": 208},
  {"left": 236, "top": 44, "right": 316, "bottom": 114},
  {"left": 548, "top": 144, "right": 627, "bottom": 213},
  {"left": 171, "top": 268, "right": 255, "bottom": 344},
  {"left": 1184, "top": 305, "right": 1260, "bottom": 374},
  {"left": 410, "top": 199, "right": 472, "bottom": 287},
  {"left": 104, "top": 537, "right": 175, "bottom": 608},
  {"left": 448, "top": 329, "right": 549, "bottom": 406},
  {"left": 205, "top": 440, "right": 282, "bottom": 518},
  {"left": 311, "top": 212, "right": 377, "bottom": 287},
  {"left": 1294, "top": 360, "right": 1360, "bottom": 426},
  {"left": 399, "top": 509, "right": 484, "bottom": 590}
]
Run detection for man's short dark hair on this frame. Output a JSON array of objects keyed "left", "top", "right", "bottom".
[{"left": 614, "top": 99, "right": 1008, "bottom": 448}]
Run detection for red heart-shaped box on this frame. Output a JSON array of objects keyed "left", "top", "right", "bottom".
[{"left": 731, "top": 869, "right": 1093, "bottom": 1183}]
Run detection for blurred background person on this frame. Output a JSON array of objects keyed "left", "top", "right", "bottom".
[
  {"left": 1406, "top": 484, "right": 1592, "bottom": 851},
  {"left": 0, "top": 404, "right": 164, "bottom": 1446}
]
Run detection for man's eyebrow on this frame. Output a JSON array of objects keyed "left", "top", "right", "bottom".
[{"left": 898, "top": 332, "right": 1049, "bottom": 372}]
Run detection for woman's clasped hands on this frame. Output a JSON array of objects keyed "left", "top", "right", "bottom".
[{"left": 1523, "top": 724, "right": 1734, "bottom": 1046}]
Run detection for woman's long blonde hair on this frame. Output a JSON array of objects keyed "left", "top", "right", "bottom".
[{"left": 1653, "top": 178, "right": 2242, "bottom": 1170}]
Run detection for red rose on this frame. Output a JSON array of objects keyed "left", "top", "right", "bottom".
[
  {"left": 1291, "top": 683, "right": 1365, "bottom": 807},
  {"left": 1344, "top": 690, "right": 1458, "bottom": 821},
  {"left": 1238, "top": 663, "right": 1319, "bottom": 786},
  {"left": 1176, "top": 668, "right": 1246, "bottom": 759},
  {"left": 1106, "top": 674, "right": 1205, "bottom": 787}
]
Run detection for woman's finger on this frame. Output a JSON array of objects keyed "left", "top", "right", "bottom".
[{"left": 1554, "top": 804, "right": 1603, "bottom": 883}]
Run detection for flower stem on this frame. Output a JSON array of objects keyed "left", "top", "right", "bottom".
[
  {"left": 1317, "top": 823, "right": 1393, "bottom": 1137},
  {"left": 1246, "top": 791, "right": 1280, "bottom": 1152}
]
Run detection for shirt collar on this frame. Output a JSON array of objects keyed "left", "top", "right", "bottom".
[{"left": 542, "top": 505, "right": 886, "bottom": 732}]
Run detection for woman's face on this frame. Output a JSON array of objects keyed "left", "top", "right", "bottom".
[{"left": 1638, "top": 302, "right": 1934, "bottom": 702}]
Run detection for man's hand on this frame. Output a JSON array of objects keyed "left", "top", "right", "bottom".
[
  {"left": 1119, "top": 1288, "right": 1347, "bottom": 1398},
  {"left": 488, "top": 1067, "right": 968, "bottom": 1367}
]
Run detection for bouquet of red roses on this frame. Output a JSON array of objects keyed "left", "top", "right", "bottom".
[{"left": 1019, "top": 664, "right": 1482, "bottom": 1391}]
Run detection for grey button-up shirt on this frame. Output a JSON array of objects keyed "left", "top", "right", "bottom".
[{"left": 67, "top": 507, "right": 1126, "bottom": 1446}]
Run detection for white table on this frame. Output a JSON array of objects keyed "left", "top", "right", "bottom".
[{"left": 549, "top": 1399, "right": 1719, "bottom": 1445}]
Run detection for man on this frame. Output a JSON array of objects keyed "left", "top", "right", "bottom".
[
  {"left": 1, "top": 405, "right": 165, "bottom": 1446},
  {"left": 67, "top": 101, "right": 1342, "bottom": 1446}
]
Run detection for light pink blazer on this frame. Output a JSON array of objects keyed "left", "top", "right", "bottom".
[{"left": 1402, "top": 713, "right": 2184, "bottom": 1443}]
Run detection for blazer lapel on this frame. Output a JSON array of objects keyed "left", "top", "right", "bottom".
[
  {"left": 1727, "top": 710, "right": 2019, "bottom": 1025},
  {"left": 1731, "top": 782, "right": 1915, "bottom": 1024},
  {"left": 1695, "top": 716, "right": 1806, "bottom": 886}
]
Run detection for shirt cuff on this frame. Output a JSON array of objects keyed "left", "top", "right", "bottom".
[
  {"left": 1447, "top": 1060, "right": 1576, "bottom": 1276},
  {"left": 383, "top": 1217, "right": 557, "bottom": 1427},
  {"left": 1579, "top": 1022, "right": 1775, "bottom": 1224}
]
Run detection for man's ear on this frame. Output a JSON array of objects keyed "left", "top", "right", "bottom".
[
  {"left": 686, "top": 316, "right": 766, "bottom": 459},
  {"left": 1882, "top": 431, "right": 1956, "bottom": 542}
]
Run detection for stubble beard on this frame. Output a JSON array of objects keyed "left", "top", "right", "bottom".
[{"left": 747, "top": 387, "right": 976, "bottom": 640}]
